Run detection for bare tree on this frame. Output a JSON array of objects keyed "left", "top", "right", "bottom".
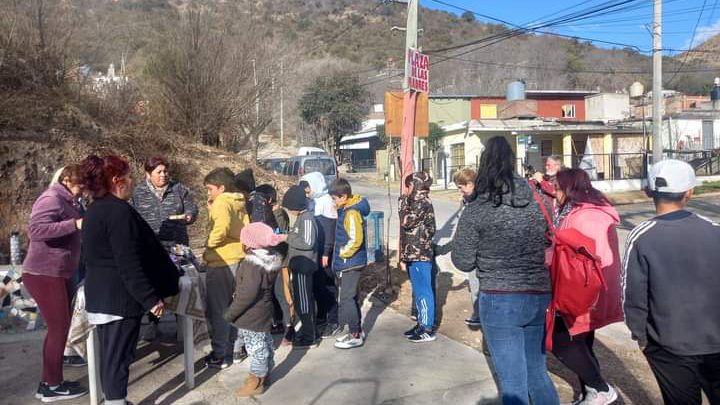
[{"left": 143, "top": 8, "right": 273, "bottom": 154}]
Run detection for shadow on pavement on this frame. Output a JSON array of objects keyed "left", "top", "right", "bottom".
[
  {"left": 268, "top": 346, "right": 308, "bottom": 386},
  {"left": 548, "top": 339, "right": 655, "bottom": 404},
  {"left": 138, "top": 359, "right": 219, "bottom": 405},
  {"left": 308, "top": 378, "right": 379, "bottom": 405}
]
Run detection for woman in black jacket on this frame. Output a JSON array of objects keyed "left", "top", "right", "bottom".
[{"left": 80, "top": 155, "right": 179, "bottom": 405}]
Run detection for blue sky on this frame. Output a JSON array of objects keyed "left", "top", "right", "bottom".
[{"left": 423, "top": 0, "right": 720, "bottom": 55}]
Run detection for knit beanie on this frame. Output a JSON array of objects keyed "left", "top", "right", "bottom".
[
  {"left": 240, "top": 222, "right": 283, "bottom": 249},
  {"left": 282, "top": 185, "right": 307, "bottom": 211}
]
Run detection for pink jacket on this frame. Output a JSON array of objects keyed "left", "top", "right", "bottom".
[
  {"left": 23, "top": 183, "right": 82, "bottom": 278},
  {"left": 559, "top": 203, "right": 624, "bottom": 335}
]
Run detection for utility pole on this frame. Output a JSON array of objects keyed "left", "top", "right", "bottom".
[
  {"left": 399, "top": 0, "right": 419, "bottom": 195},
  {"left": 252, "top": 59, "right": 259, "bottom": 126},
  {"left": 652, "top": 0, "right": 663, "bottom": 164},
  {"left": 280, "top": 61, "right": 285, "bottom": 148}
]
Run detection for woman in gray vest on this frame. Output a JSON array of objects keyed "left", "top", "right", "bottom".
[{"left": 131, "top": 156, "right": 198, "bottom": 246}]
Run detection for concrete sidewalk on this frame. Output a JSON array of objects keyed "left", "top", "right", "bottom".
[{"left": 2, "top": 298, "right": 498, "bottom": 405}]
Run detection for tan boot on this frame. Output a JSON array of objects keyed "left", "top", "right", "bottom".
[{"left": 237, "top": 374, "right": 265, "bottom": 397}]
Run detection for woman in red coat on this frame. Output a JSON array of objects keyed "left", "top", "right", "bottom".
[{"left": 552, "top": 169, "right": 623, "bottom": 405}]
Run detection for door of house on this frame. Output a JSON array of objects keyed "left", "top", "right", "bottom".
[{"left": 703, "top": 120, "right": 714, "bottom": 150}]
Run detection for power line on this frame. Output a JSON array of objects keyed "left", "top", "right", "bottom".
[{"left": 666, "top": 0, "right": 709, "bottom": 85}]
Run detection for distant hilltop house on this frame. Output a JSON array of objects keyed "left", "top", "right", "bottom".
[{"left": 92, "top": 62, "right": 128, "bottom": 94}]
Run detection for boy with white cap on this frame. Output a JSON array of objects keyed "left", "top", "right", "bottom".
[{"left": 623, "top": 159, "right": 720, "bottom": 405}]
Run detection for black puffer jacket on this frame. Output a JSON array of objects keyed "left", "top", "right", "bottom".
[{"left": 450, "top": 175, "right": 551, "bottom": 292}]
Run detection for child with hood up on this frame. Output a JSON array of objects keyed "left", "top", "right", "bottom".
[
  {"left": 300, "top": 172, "right": 340, "bottom": 337},
  {"left": 224, "top": 222, "right": 284, "bottom": 397}
]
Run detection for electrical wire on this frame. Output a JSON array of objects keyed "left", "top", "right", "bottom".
[{"left": 666, "top": 0, "right": 709, "bottom": 86}]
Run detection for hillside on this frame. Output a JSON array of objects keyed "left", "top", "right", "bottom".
[
  {"left": 0, "top": 0, "right": 714, "bottom": 255},
  {"left": 678, "top": 33, "right": 720, "bottom": 67}
]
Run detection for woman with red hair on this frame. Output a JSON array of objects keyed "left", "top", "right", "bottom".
[
  {"left": 551, "top": 168, "right": 623, "bottom": 405},
  {"left": 80, "top": 155, "right": 179, "bottom": 405}
]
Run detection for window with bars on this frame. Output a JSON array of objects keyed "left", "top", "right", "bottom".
[{"left": 450, "top": 143, "right": 465, "bottom": 166}]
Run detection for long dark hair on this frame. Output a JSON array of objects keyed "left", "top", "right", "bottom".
[
  {"left": 556, "top": 168, "right": 611, "bottom": 209},
  {"left": 474, "top": 136, "right": 517, "bottom": 207}
]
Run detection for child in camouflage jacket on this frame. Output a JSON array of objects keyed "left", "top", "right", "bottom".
[{"left": 399, "top": 172, "right": 437, "bottom": 342}]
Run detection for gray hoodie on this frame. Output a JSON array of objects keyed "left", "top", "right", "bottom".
[{"left": 450, "top": 175, "right": 552, "bottom": 292}]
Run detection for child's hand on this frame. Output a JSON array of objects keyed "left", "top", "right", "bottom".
[{"left": 277, "top": 234, "right": 288, "bottom": 242}]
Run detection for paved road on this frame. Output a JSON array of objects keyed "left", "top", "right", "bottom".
[{"left": 351, "top": 173, "right": 720, "bottom": 348}]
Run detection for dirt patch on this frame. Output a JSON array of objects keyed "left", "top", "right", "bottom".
[{"left": 360, "top": 259, "right": 663, "bottom": 404}]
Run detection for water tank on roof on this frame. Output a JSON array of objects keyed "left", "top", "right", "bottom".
[
  {"left": 507, "top": 81, "right": 526, "bottom": 101},
  {"left": 629, "top": 82, "right": 644, "bottom": 98}
]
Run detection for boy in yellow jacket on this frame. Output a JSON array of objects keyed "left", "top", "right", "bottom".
[{"left": 203, "top": 167, "right": 250, "bottom": 369}]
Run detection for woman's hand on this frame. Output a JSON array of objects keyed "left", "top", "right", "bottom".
[
  {"left": 75, "top": 219, "right": 83, "bottom": 230},
  {"left": 150, "top": 300, "right": 165, "bottom": 318}
]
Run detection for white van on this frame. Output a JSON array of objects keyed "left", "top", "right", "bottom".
[{"left": 297, "top": 146, "right": 328, "bottom": 156}]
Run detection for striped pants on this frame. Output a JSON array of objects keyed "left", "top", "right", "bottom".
[{"left": 291, "top": 271, "right": 316, "bottom": 343}]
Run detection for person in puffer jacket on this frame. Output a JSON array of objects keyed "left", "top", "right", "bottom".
[
  {"left": 224, "top": 222, "right": 284, "bottom": 398},
  {"left": 399, "top": 172, "right": 437, "bottom": 343},
  {"left": 301, "top": 172, "right": 339, "bottom": 337},
  {"left": 329, "top": 178, "right": 370, "bottom": 350}
]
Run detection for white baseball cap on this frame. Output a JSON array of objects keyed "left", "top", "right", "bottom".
[{"left": 649, "top": 159, "right": 696, "bottom": 193}]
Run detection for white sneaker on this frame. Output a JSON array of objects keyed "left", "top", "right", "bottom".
[
  {"left": 334, "top": 333, "right": 364, "bottom": 349},
  {"left": 578, "top": 385, "right": 618, "bottom": 405}
]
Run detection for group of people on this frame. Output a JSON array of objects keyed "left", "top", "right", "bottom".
[
  {"left": 22, "top": 154, "right": 373, "bottom": 403},
  {"left": 427, "top": 137, "right": 719, "bottom": 405},
  {"left": 19, "top": 138, "right": 720, "bottom": 405}
]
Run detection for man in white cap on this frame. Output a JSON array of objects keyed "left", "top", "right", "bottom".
[{"left": 623, "top": 159, "right": 720, "bottom": 405}]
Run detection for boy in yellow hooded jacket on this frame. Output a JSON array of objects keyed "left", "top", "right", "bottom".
[{"left": 203, "top": 168, "right": 250, "bottom": 369}]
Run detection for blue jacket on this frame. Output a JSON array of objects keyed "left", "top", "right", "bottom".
[{"left": 332, "top": 195, "right": 370, "bottom": 272}]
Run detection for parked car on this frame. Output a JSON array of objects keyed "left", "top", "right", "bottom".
[
  {"left": 259, "top": 158, "right": 287, "bottom": 175},
  {"left": 283, "top": 155, "right": 337, "bottom": 185}
]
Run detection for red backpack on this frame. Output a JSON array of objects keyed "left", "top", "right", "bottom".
[{"left": 531, "top": 185, "right": 606, "bottom": 350}]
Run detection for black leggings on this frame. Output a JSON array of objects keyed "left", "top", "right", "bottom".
[{"left": 552, "top": 319, "right": 609, "bottom": 393}]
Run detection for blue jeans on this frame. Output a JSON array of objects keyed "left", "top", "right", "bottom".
[
  {"left": 480, "top": 292, "right": 558, "bottom": 405},
  {"left": 408, "top": 261, "right": 435, "bottom": 330}
]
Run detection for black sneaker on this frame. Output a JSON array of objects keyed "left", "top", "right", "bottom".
[
  {"left": 204, "top": 353, "right": 231, "bottom": 369},
  {"left": 62, "top": 355, "right": 87, "bottom": 368},
  {"left": 36, "top": 381, "right": 83, "bottom": 399},
  {"left": 292, "top": 339, "right": 318, "bottom": 350},
  {"left": 233, "top": 347, "right": 248, "bottom": 364},
  {"left": 408, "top": 329, "right": 436, "bottom": 343},
  {"left": 321, "top": 324, "right": 344, "bottom": 339},
  {"left": 464, "top": 318, "right": 482, "bottom": 327},
  {"left": 403, "top": 324, "right": 421, "bottom": 337},
  {"left": 40, "top": 381, "right": 88, "bottom": 402}
]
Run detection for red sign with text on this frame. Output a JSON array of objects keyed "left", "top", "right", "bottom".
[{"left": 407, "top": 48, "right": 429, "bottom": 93}]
